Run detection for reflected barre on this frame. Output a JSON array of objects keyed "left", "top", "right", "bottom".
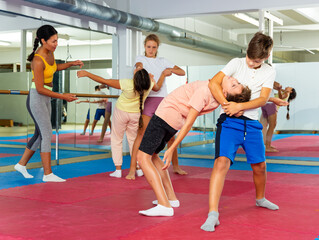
[
  {"left": 0, "top": 90, "right": 119, "bottom": 98},
  {"left": 0, "top": 90, "right": 29, "bottom": 95}
]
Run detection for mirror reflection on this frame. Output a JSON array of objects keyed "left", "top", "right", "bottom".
[{"left": 0, "top": 13, "right": 113, "bottom": 171}]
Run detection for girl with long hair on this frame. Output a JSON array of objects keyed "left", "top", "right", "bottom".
[
  {"left": 77, "top": 68, "right": 167, "bottom": 177},
  {"left": 260, "top": 85, "right": 296, "bottom": 152},
  {"left": 126, "top": 34, "right": 186, "bottom": 180}
]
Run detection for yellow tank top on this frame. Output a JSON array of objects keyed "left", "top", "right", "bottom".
[{"left": 32, "top": 54, "right": 57, "bottom": 84}]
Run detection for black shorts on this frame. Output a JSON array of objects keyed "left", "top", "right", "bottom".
[{"left": 139, "top": 114, "right": 177, "bottom": 155}]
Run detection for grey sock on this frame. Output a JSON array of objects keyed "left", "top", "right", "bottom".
[
  {"left": 256, "top": 198, "right": 279, "bottom": 210},
  {"left": 200, "top": 211, "right": 220, "bottom": 232}
]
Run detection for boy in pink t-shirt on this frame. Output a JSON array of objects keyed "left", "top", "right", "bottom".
[{"left": 137, "top": 76, "right": 251, "bottom": 217}]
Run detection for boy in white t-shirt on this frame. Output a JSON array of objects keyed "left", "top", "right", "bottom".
[{"left": 201, "top": 32, "right": 286, "bottom": 232}]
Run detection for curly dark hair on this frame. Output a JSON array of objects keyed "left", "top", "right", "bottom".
[{"left": 226, "top": 86, "right": 251, "bottom": 103}]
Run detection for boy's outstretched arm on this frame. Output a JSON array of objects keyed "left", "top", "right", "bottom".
[
  {"left": 208, "top": 71, "right": 227, "bottom": 106},
  {"left": 162, "top": 108, "right": 199, "bottom": 170}
]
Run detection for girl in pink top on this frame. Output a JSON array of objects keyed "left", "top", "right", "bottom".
[{"left": 137, "top": 76, "right": 251, "bottom": 216}]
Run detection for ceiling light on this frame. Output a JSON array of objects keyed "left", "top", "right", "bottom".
[
  {"left": 233, "top": 13, "right": 259, "bottom": 27},
  {"left": 58, "top": 38, "right": 112, "bottom": 46},
  {"left": 295, "top": 8, "right": 319, "bottom": 23}
]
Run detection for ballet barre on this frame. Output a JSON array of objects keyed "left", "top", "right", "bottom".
[{"left": 0, "top": 90, "right": 119, "bottom": 98}]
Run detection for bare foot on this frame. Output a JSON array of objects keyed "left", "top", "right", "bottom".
[
  {"left": 97, "top": 139, "right": 103, "bottom": 143},
  {"left": 125, "top": 171, "right": 136, "bottom": 180},
  {"left": 270, "top": 146, "right": 278, "bottom": 151},
  {"left": 173, "top": 166, "right": 188, "bottom": 175},
  {"left": 265, "top": 147, "right": 279, "bottom": 153}
]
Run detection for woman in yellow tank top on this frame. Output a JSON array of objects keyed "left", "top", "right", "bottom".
[{"left": 14, "top": 25, "right": 84, "bottom": 182}]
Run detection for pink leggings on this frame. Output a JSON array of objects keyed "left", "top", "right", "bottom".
[{"left": 111, "top": 106, "right": 140, "bottom": 166}]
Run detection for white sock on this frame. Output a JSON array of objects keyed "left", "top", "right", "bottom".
[
  {"left": 136, "top": 169, "right": 144, "bottom": 177},
  {"left": 14, "top": 163, "right": 34, "bottom": 178},
  {"left": 256, "top": 198, "right": 279, "bottom": 210},
  {"left": 152, "top": 199, "right": 180, "bottom": 208},
  {"left": 139, "top": 204, "right": 174, "bottom": 217},
  {"left": 42, "top": 173, "right": 66, "bottom": 182},
  {"left": 109, "top": 170, "right": 122, "bottom": 178}
]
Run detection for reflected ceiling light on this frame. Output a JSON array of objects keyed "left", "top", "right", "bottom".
[
  {"left": 58, "top": 38, "right": 112, "bottom": 46},
  {"left": 233, "top": 13, "right": 259, "bottom": 27},
  {"left": 0, "top": 40, "right": 11, "bottom": 46},
  {"left": 296, "top": 8, "right": 319, "bottom": 23}
]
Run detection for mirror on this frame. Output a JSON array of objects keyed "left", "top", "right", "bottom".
[{"left": 0, "top": 12, "right": 114, "bottom": 171}]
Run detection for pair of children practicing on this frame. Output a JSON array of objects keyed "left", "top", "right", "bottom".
[
  {"left": 135, "top": 32, "right": 284, "bottom": 234},
  {"left": 76, "top": 60, "right": 251, "bottom": 217},
  {"left": 78, "top": 33, "right": 282, "bottom": 233}
]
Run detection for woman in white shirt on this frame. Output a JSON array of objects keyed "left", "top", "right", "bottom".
[{"left": 126, "top": 34, "right": 186, "bottom": 180}]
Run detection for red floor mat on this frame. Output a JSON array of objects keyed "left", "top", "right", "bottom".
[{"left": 0, "top": 166, "right": 318, "bottom": 240}]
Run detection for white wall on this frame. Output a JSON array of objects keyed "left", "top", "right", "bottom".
[
  {"left": 274, "top": 62, "right": 319, "bottom": 130},
  {"left": 159, "top": 43, "right": 231, "bottom": 66}
]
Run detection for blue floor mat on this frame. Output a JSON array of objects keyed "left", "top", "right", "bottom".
[
  {"left": 0, "top": 147, "right": 107, "bottom": 166},
  {"left": 2, "top": 155, "right": 319, "bottom": 190}
]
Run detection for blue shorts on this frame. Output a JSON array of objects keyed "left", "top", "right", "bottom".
[
  {"left": 86, "top": 109, "right": 90, "bottom": 120},
  {"left": 94, "top": 109, "right": 105, "bottom": 121},
  {"left": 86, "top": 109, "right": 106, "bottom": 120},
  {"left": 215, "top": 114, "right": 265, "bottom": 165}
]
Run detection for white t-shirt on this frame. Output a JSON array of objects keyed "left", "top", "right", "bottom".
[
  {"left": 221, "top": 58, "right": 276, "bottom": 120},
  {"left": 94, "top": 90, "right": 107, "bottom": 109},
  {"left": 135, "top": 55, "right": 175, "bottom": 97}
]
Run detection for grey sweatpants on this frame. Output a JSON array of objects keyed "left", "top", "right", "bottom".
[{"left": 26, "top": 88, "right": 52, "bottom": 152}]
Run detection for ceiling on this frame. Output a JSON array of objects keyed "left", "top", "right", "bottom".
[
  {"left": 151, "top": 7, "right": 319, "bottom": 62},
  {"left": 163, "top": 8, "right": 319, "bottom": 50},
  {"left": 0, "top": 1, "right": 319, "bottom": 62}
]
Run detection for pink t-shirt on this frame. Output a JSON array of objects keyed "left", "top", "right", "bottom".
[{"left": 155, "top": 80, "right": 219, "bottom": 130}]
